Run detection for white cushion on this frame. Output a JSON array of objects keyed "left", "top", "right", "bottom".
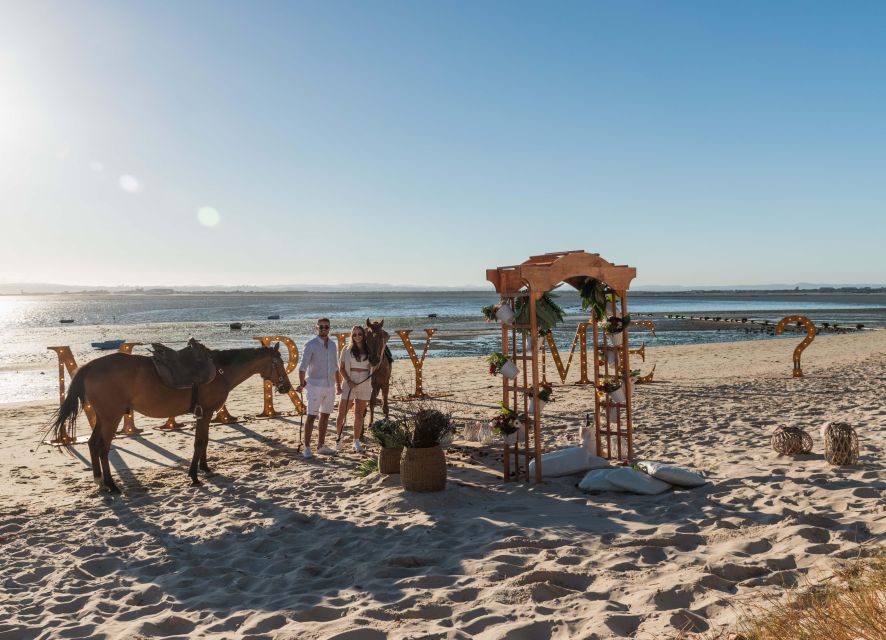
[
  {"left": 578, "top": 468, "right": 621, "bottom": 492},
  {"left": 528, "top": 448, "right": 606, "bottom": 478},
  {"left": 607, "top": 468, "right": 672, "bottom": 495},
  {"left": 636, "top": 460, "right": 707, "bottom": 487}
]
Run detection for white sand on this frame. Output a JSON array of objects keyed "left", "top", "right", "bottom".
[{"left": 1, "top": 331, "right": 884, "bottom": 639}]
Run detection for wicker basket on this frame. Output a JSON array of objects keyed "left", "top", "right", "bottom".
[
  {"left": 400, "top": 446, "right": 446, "bottom": 492},
  {"left": 824, "top": 422, "right": 859, "bottom": 466},
  {"left": 771, "top": 426, "right": 813, "bottom": 455},
  {"left": 378, "top": 447, "right": 403, "bottom": 474}
]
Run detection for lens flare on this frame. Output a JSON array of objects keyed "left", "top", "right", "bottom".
[
  {"left": 119, "top": 174, "right": 140, "bottom": 192},
  {"left": 197, "top": 207, "right": 220, "bottom": 227}
]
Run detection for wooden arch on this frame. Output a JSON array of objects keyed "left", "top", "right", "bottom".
[{"left": 486, "top": 250, "right": 637, "bottom": 481}]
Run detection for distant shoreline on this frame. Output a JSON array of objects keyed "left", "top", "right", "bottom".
[{"left": 3, "top": 287, "right": 886, "bottom": 297}]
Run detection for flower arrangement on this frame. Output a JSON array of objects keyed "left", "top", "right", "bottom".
[
  {"left": 485, "top": 351, "right": 508, "bottom": 375},
  {"left": 537, "top": 382, "right": 554, "bottom": 403},
  {"left": 596, "top": 377, "right": 623, "bottom": 394},
  {"left": 601, "top": 315, "right": 631, "bottom": 334},
  {"left": 491, "top": 403, "right": 519, "bottom": 436},
  {"left": 481, "top": 300, "right": 515, "bottom": 323},
  {"left": 369, "top": 418, "right": 408, "bottom": 449},
  {"left": 404, "top": 409, "right": 455, "bottom": 448}
]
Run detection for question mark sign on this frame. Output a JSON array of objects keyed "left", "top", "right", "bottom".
[{"left": 774, "top": 315, "right": 816, "bottom": 377}]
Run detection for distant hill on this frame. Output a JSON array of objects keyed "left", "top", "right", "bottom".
[{"left": 1, "top": 282, "right": 883, "bottom": 295}]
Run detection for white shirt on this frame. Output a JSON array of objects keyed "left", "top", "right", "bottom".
[{"left": 299, "top": 336, "right": 339, "bottom": 388}]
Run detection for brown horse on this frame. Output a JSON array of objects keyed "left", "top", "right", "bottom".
[
  {"left": 365, "top": 318, "right": 392, "bottom": 424},
  {"left": 50, "top": 344, "right": 292, "bottom": 492}
]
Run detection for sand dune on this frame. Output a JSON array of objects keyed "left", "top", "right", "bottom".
[{"left": 1, "top": 331, "right": 884, "bottom": 639}]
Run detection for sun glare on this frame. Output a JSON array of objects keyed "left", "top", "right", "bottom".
[
  {"left": 197, "top": 207, "right": 220, "bottom": 227},
  {"left": 118, "top": 174, "right": 140, "bottom": 193}
]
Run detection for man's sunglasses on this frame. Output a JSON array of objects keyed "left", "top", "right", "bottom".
[{"left": 318, "top": 324, "right": 330, "bottom": 330}]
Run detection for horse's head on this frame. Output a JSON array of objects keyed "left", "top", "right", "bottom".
[
  {"left": 260, "top": 343, "right": 292, "bottom": 394},
  {"left": 365, "top": 318, "right": 389, "bottom": 367}
]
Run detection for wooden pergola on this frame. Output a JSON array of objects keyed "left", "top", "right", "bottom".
[{"left": 486, "top": 250, "right": 637, "bottom": 481}]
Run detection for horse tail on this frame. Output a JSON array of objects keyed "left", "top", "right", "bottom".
[{"left": 50, "top": 363, "right": 90, "bottom": 446}]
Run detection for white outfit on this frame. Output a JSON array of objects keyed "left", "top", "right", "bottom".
[
  {"left": 299, "top": 336, "right": 339, "bottom": 416},
  {"left": 340, "top": 348, "right": 373, "bottom": 402}
]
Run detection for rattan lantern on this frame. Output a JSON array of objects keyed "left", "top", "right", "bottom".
[
  {"left": 823, "top": 422, "right": 859, "bottom": 466},
  {"left": 771, "top": 425, "right": 813, "bottom": 455}
]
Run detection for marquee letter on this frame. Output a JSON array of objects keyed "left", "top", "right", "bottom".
[{"left": 397, "top": 329, "right": 435, "bottom": 397}]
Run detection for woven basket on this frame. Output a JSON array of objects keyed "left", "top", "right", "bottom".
[
  {"left": 771, "top": 426, "right": 813, "bottom": 455},
  {"left": 824, "top": 422, "right": 859, "bottom": 466},
  {"left": 378, "top": 447, "right": 403, "bottom": 474},
  {"left": 400, "top": 446, "right": 446, "bottom": 492}
]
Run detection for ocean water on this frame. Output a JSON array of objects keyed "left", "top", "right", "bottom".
[{"left": 1, "top": 291, "right": 883, "bottom": 404}]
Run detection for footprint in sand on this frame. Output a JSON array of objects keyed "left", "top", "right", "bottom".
[
  {"left": 80, "top": 557, "right": 122, "bottom": 578},
  {"left": 510, "top": 569, "right": 594, "bottom": 591},
  {"left": 653, "top": 585, "right": 696, "bottom": 610},
  {"left": 327, "top": 630, "right": 387, "bottom": 640},
  {"left": 638, "top": 546, "right": 668, "bottom": 564},
  {"left": 240, "top": 612, "right": 288, "bottom": 634},
  {"left": 669, "top": 608, "right": 708, "bottom": 633},
  {"left": 796, "top": 527, "right": 830, "bottom": 543},
  {"left": 125, "top": 584, "right": 164, "bottom": 606},
  {"left": 137, "top": 614, "right": 196, "bottom": 636},
  {"left": 704, "top": 562, "right": 768, "bottom": 581},
  {"left": 604, "top": 614, "right": 642, "bottom": 636}
]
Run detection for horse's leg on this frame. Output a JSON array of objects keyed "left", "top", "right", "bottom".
[
  {"left": 97, "top": 418, "right": 121, "bottom": 494},
  {"left": 199, "top": 419, "right": 214, "bottom": 476},
  {"left": 382, "top": 384, "right": 389, "bottom": 419},
  {"left": 189, "top": 416, "right": 211, "bottom": 486},
  {"left": 369, "top": 385, "right": 378, "bottom": 425},
  {"left": 87, "top": 428, "right": 103, "bottom": 486}
]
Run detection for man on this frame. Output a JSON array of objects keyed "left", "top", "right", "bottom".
[{"left": 297, "top": 318, "right": 341, "bottom": 459}]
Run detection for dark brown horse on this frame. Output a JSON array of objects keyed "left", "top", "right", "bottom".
[
  {"left": 365, "top": 318, "right": 392, "bottom": 424},
  {"left": 51, "top": 344, "right": 292, "bottom": 492}
]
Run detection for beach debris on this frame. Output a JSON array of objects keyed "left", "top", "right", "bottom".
[
  {"left": 823, "top": 422, "right": 859, "bottom": 466},
  {"left": 771, "top": 425, "right": 814, "bottom": 455}
]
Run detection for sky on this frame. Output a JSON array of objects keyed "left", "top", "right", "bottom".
[{"left": 1, "top": 1, "right": 884, "bottom": 288}]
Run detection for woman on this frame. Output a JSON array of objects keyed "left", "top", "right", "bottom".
[{"left": 335, "top": 325, "right": 373, "bottom": 453}]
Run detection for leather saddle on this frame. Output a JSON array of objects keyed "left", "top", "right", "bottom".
[{"left": 150, "top": 338, "right": 217, "bottom": 390}]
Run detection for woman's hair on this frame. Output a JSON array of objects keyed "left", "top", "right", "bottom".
[{"left": 349, "top": 325, "right": 369, "bottom": 361}]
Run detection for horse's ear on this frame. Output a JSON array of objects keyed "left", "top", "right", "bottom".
[
  {"left": 378, "top": 318, "right": 384, "bottom": 328},
  {"left": 366, "top": 317, "right": 372, "bottom": 328},
  {"left": 273, "top": 342, "right": 280, "bottom": 352}
]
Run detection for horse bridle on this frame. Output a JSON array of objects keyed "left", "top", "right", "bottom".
[
  {"left": 366, "top": 328, "right": 389, "bottom": 368},
  {"left": 263, "top": 354, "right": 289, "bottom": 393}
]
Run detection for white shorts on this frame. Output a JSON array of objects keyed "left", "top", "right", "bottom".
[{"left": 306, "top": 384, "right": 335, "bottom": 416}]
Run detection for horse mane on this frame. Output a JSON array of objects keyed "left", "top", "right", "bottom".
[{"left": 210, "top": 347, "right": 270, "bottom": 366}]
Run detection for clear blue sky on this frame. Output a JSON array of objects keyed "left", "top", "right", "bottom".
[{"left": 1, "top": 1, "right": 884, "bottom": 287}]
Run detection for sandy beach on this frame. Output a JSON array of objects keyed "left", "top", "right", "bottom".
[{"left": 1, "top": 331, "right": 884, "bottom": 639}]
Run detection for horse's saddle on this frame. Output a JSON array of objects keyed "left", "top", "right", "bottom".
[{"left": 150, "top": 338, "right": 217, "bottom": 390}]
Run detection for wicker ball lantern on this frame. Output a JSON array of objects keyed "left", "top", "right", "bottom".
[
  {"left": 823, "top": 422, "right": 859, "bottom": 466},
  {"left": 771, "top": 426, "right": 813, "bottom": 455}
]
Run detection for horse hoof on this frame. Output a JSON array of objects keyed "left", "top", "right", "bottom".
[
  {"left": 190, "top": 478, "right": 202, "bottom": 487},
  {"left": 200, "top": 468, "right": 215, "bottom": 477},
  {"left": 107, "top": 485, "right": 121, "bottom": 494}
]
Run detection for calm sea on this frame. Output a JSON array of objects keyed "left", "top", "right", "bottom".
[{"left": 1, "top": 291, "right": 883, "bottom": 404}]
